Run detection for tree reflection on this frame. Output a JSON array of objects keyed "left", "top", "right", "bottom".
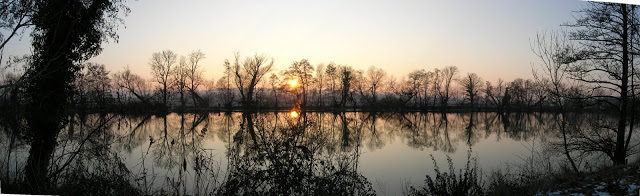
[
  {"left": 217, "top": 112, "right": 375, "bottom": 195},
  {"left": 1, "top": 111, "right": 634, "bottom": 195}
]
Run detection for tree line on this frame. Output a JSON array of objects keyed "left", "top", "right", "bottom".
[{"left": 1, "top": 50, "right": 592, "bottom": 113}]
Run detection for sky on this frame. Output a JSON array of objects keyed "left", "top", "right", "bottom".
[{"left": 2, "top": 0, "right": 587, "bottom": 83}]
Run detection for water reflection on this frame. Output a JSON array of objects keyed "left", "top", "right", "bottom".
[{"left": 0, "top": 112, "right": 633, "bottom": 195}]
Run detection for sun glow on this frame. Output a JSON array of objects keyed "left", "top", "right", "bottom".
[
  {"left": 290, "top": 111, "right": 299, "bottom": 118},
  {"left": 288, "top": 79, "right": 298, "bottom": 88}
]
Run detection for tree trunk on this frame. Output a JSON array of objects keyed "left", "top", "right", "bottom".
[{"left": 614, "top": 4, "right": 629, "bottom": 165}]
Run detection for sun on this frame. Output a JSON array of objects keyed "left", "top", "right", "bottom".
[
  {"left": 290, "top": 111, "right": 299, "bottom": 118},
  {"left": 288, "top": 79, "right": 298, "bottom": 88}
]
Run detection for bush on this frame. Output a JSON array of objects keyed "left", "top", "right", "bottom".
[{"left": 408, "top": 149, "right": 484, "bottom": 196}]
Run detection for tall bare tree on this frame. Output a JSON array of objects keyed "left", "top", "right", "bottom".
[
  {"left": 226, "top": 52, "right": 274, "bottom": 109},
  {"left": 366, "top": 65, "right": 387, "bottom": 106},
  {"left": 284, "top": 59, "right": 314, "bottom": 109},
  {"left": 438, "top": 66, "right": 459, "bottom": 108},
  {"left": 532, "top": 30, "right": 580, "bottom": 172},
  {"left": 186, "top": 50, "right": 206, "bottom": 107},
  {"left": 564, "top": 2, "right": 639, "bottom": 165},
  {"left": 81, "top": 63, "right": 112, "bottom": 109},
  {"left": 338, "top": 65, "right": 353, "bottom": 108},
  {"left": 315, "top": 63, "right": 325, "bottom": 107},
  {"left": 325, "top": 62, "right": 338, "bottom": 106},
  {"left": 408, "top": 69, "right": 425, "bottom": 107},
  {"left": 174, "top": 56, "right": 188, "bottom": 107},
  {"left": 268, "top": 73, "right": 280, "bottom": 108},
  {"left": 150, "top": 50, "right": 177, "bottom": 107},
  {"left": 431, "top": 68, "right": 443, "bottom": 107}
]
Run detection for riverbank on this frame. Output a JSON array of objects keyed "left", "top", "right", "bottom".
[{"left": 531, "top": 161, "right": 640, "bottom": 196}]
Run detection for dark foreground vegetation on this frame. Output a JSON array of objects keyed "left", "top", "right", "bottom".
[{"left": 1, "top": 0, "right": 640, "bottom": 195}]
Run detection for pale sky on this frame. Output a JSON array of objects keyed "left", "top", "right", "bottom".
[{"left": 3, "top": 0, "right": 586, "bottom": 82}]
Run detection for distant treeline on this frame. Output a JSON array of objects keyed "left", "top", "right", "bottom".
[{"left": 0, "top": 50, "right": 613, "bottom": 114}]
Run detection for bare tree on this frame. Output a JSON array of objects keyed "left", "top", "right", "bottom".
[
  {"left": 325, "top": 62, "right": 338, "bottom": 106},
  {"left": 268, "top": 73, "right": 281, "bottom": 108},
  {"left": 0, "top": 0, "right": 33, "bottom": 77},
  {"left": 150, "top": 50, "right": 177, "bottom": 107},
  {"left": 186, "top": 50, "right": 206, "bottom": 107},
  {"left": 531, "top": 30, "right": 580, "bottom": 172},
  {"left": 314, "top": 63, "right": 325, "bottom": 107},
  {"left": 366, "top": 65, "right": 386, "bottom": 106},
  {"left": 226, "top": 52, "right": 274, "bottom": 109},
  {"left": 283, "top": 59, "right": 314, "bottom": 109},
  {"left": 338, "top": 65, "right": 354, "bottom": 108},
  {"left": 458, "top": 72, "right": 484, "bottom": 109},
  {"left": 80, "top": 63, "right": 112, "bottom": 109},
  {"left": 431, "top": 68, "right": 443, "bottom": 107},
  {"left": 113, "top": 66, "right": 151, "bottom": 105},
  {"left": 221, "top": 58, "right": 234, "bottom": 108},
  {"left": 174, "top": 56, "right": 188, "bottom": 107},
  {"left": 407, "top": 70, "right": 425, "bottom": 107},
  {"left": 419, "top": 70, "right": 432, "bottom": 107},
  {"left": 564, "top": 2, "right": 639, "bottom": 165},
  {"left": 439, "top": 66, "right": 459, "bottom": 108},
  {"left": 485, "top": 79, "right": 506, "bottom": 110},
  {"left": 215, "top": 75, "right": 234, "bottom": 108},
  {"left": 508, "top": 78, "right": 539, "bottom": 109},
  {"left": 389, "top": 76, "right": 418, "bottom": 107}
]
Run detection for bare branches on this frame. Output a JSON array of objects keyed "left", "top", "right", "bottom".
[
  {"left": 458, "top": 72, "right": 483, "bottom": 109},
  {"left": 226, "top": 52, "right": 274, "bottom": 107},
  {"left": 149, "top": 50, "right": 177, "bottom": 106}
]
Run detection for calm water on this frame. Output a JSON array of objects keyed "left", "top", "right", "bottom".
[{"left": 0, "top": 112, "right": 622, "bottom": 195}]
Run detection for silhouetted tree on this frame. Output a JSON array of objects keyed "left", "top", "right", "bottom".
[
  {"left": 0, "top": 0, "right": 33, "bottom": 87},
  {"left": 283, "top": 59, "right": 314, "bottom": 109},
  {"left": 364, "top": 65, "right": 386, "bottom": 106},
  {"left": 76, "top": 62, "right": 112, "bottom": 110},
  {"left": 150, "top": 50, "right": 177, "bottom": 108},
  {"left": 23, "top": 0, "right": 129, "bottom": 192},
  {"left": 338, "top": 65, "right": 354, "bottom": 108},
  {"left": 388, "top": 76, "right": 418, "bottom": 107},
  {"left": 325, "top": 62, "right": 338, "bottom": 106},
  {"left": 220, "top": 58, "right": 234, "bottom": 108},
  {"left": 485, "top": 79, "right": 506, "bottom": 110},
  {"left": 268, "top": 73, "right": 281, "bottom": 108},
  {"left": 564, "top": 2, "right": 639, "bottom": 165},
  {"left": 226, "top": 52, "right": 274, "bottom": 109},
  {"left": 174, "top": 56, "right": 188, "bottom": 108},
  {"left": 186, "top": 50, "right": 206, "bottom": 107},
  {"left": 431, "top": 68, "right": 443, "bottom": 107},
  {"left": 314, "top": 63, "right": 325, "bottom": 107},
  {"left": 459, "top": 73, "right": 483, "bottom": 109},
  {"left": 532, "top": 30, "right": 579, "bottom": 172},
  {"left": 113, "top": 66, "right": 151, "bottom": 105},
  {"left": 408, "top": 69, "right": 427, "bottom": 107},
  {"left": 436, "top": 66, "right": 458, "bottom": 108}
]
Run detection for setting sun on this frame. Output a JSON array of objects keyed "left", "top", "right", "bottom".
[
  {"left": 290, "top": 111, "right": 299, "bottom": 118},
  {"left": 288, "top": 79, "right": 298, "bottom": 88}
]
